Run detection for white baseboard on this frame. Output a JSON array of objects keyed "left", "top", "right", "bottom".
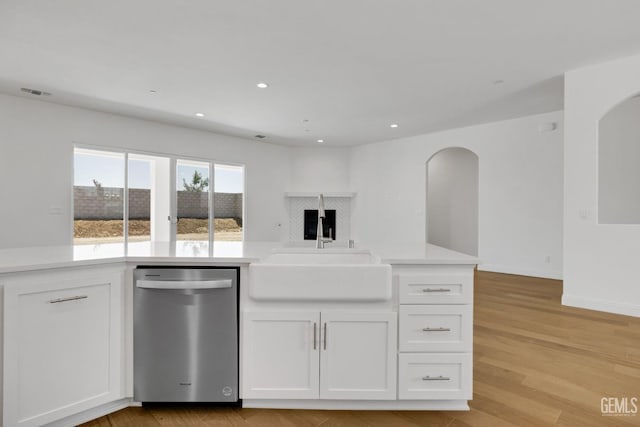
[
  {"left": 45, "top": 398, "right": 132, "bottom": 427},
  {"left": 242, "top": 399, "right": 470, "bottom": 411},
  {"left": 477, "top": 264, "right": 562, "bottom": 280},
  {"left": 562, "top": 294, "right": 640, "bottom": 318}
]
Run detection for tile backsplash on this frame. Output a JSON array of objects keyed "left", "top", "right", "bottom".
[{"left": 288, "top": 196, "right": 351, "bottom": 242}]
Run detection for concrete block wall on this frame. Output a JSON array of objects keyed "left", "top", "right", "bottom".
[
  {"left": 129, "top": 188, "right": 151, "bottom": 219},
  {"left": 214, "top": 192, "right": 243, "bottom": 220},
  {"left": 74, "top": 186, "right": 242, "bottom": 220},
  {"left": 177, "top": 191, "right": 210, "bottom": 219},
  {"left": 73, "top": 186, "right": 124, "bottom": 220}
]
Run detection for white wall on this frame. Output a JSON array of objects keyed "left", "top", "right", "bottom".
[
  {"left": 564, "top": 54, "right": 640, "bottom": 317},
  {"left": 0, "top": 94, "right": 290, "bottom": 248},
  {"left": 288, "top": 147, "right": 351, "bottom": 192},
  {"left": 598, "top": 95, "right": 640, "bottom": 224},
  {"left": 286, "top": 147, "right": 352, "bottom": 243},
  {"left": 351, "top": 111, "right": 564, "bottom": 279},
  {"left": 0, "top": 92, "right": 566, "bottom": 283},
  {"left": 427, "top": 147, "right": 479, "bottom": 256}
]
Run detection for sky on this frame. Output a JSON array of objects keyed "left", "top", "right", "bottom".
[{"left": 74, "top": 151, "right": 244, "bottom": 193}]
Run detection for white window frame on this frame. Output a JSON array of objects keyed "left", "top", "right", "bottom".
[{"left": 72, "top": 143, "right": 245, "bottom": 250}]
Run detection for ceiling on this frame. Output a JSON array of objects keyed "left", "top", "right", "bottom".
[{"left": 2, "top": 0, "right": 640, "bottom": 147}]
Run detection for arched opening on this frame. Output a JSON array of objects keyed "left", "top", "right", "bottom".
[
  {"left": 426, "top": 147, "right": 479, "bottom": 256},
  {"left": 599, "top": 93, "right": 640, "bottom": 224}
]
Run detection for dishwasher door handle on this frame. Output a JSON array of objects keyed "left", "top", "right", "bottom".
[{"left": 137, "top": 279, "right": 232, "bottom": 290}]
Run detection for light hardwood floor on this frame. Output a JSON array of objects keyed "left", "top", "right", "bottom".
[{"left": 83, "top": 271, "right": 640, "bottom": 427}]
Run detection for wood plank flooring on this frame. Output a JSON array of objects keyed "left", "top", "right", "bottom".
[{"left": 82, "top": 271, "right": 640, "bottom": 427}]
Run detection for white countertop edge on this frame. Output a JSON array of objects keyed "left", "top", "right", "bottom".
[
  {"left": 0, "top": 258, "right": 260, "bottom": 275},
  {"left": 380, "top": 258, "right": 480, "bottom": 265},
  {"left": 0, "top": 242, "right": 478, "bottom": 275}
]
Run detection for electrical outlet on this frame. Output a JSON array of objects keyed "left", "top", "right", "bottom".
[
  {"left": 544, "top": 255, "right": 551, "bottom": 263},
  {"left": 48, "top": 206, "right": 63, "bottom": 215}
]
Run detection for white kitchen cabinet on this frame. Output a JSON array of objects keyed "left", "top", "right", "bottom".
[
  {"left": 396, "top": 266, "right": 474, "bottom": 404},
  {"left": 242, "top": 311, "right": 396, "bottom": 400},
  {"left": 399, "top": 272, "right": 473, "bottom": 305},
  {"left": 399, "top": 305, "right": 472, "bottom": 352},
  {"left": 242, "top": 311, "right": 320, "bottom": 399},
  {"left": 320, "top": 311, "right": 397, "bottom": 400},
  {"left": 398, "top": 353, "right": 472, "bottom": 400},
  {"left": 3, "top": 267, "right": 124, "bottom": 427}
]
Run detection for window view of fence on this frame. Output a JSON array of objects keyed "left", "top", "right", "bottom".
[
  {"left": 176, "top": 159, "right": 210, "bottom": 241},
  {"left": 73, "top": 148, "right": 125, "bottom": 244},
  {"left": 73, "top": 148, "right": 244, "bottom": 244},
  {"left": 214, "top": 164, "right": 244, "bottom": 242}
]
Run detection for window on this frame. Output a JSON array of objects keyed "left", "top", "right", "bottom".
[
  {"left": 73, "top": 147, "right": 244, "bottom": 245},
  {"left": 176, "top": 159, "right": 211, "bottom": 241},
  {"left": 73, "top": 148, "right": 125, "bottom": 244},
  {"left": 214, "top": 164, "right": 244, "bottom": 242},
  {"left": 128, "top": 153, "right": 170, "bottom": 242}
]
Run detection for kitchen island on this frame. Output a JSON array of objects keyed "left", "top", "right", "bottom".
[{"left": 0, "top": 241, "right": 478, "bottom": 426}]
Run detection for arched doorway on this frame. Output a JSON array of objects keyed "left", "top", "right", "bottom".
[
  {"left": 426, "top": 147, "right": 479, "bottom": 256},
  {"left": 598, "top": 93, "right": 640, "bottom": 224}
]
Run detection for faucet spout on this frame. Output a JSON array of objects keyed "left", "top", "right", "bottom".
[
  {"left": 316, "top": 193, "right": 332, "bottom": 249},
  {"left": 317, "top": 193, "right": 326, "bottom": 218}
]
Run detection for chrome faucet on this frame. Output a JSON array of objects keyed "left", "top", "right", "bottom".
[{"left": 316, "top": 193, "right": 333, "bottom": 249}]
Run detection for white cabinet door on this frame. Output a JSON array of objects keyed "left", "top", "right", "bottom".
[
  {"left": 320, "top": 311, "right": 397, "bottom": 400},
  {"left": 242, "top": 311, "right": 320, "bottom": 399},
  {"left": 3, "top": 268, "right": 123, "bottom": 427}
]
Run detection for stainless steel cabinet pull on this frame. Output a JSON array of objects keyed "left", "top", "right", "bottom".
[
  {"left": 422, "top": 327, "right": 451, "bottom": 332},
  {"left": 48, "top": 295, "right": 88, "bottom": 304},
  {"left": 313, "top": 322, "right": 317, "bottom": 350},
  {"left": 323, "top": 323, "right": 327, "bottom": 350},
  {"left": 422, "top": 375, "right": 450, "bottom": 381},
  {"left": 422, "top": 288, "right": 451, "bottom": 293}
]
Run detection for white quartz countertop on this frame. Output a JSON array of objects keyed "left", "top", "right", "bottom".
[
  {"left": 0, "top": 241, "right": 478, "bottom": 274},
  {"left": 368, "top": 243, "right": 479, "bottom": 265}
]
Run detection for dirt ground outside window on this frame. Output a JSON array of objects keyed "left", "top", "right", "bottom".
[{"left": 73, "top": 218, "right": 242, "bottom": 244}]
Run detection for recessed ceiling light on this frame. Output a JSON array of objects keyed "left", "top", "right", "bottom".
[
  {"left": 493, "top": 79, "right": 504, "bottom": 85},
  {"left": 303, "top": 119, "right": 309, "bottom": 123},
  {"left": 256, "top": 82, "right": 269, "bottom": 89},
  {"left": 149, "top": 90, "right": 157, "bottom": 94},
  {"left": 317, "top": 139, "right": 324, "bottom": 143},
  {"left": 390, "top": 123, "right": 399, "bottom": 128},
  {"left": 195, "top": 112, "right": 205, "bottom": 118}
]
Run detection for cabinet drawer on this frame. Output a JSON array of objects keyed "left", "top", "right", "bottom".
[
  {"left": 399, "top": 273, "right": 472, "bottom": 304},
  {"left": 398, "top": 353, "right": 472, "bottom": 400},
  {"left": 399, "top": 305, "right": 472, "bottom": 352}
]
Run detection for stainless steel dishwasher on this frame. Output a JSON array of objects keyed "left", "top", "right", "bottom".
[{"left": 133, "top": 267, "right": 239, "bottom": 403}]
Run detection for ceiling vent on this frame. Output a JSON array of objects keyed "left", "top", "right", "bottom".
[
  {"left": 254, "top": 135, "right": 266, "bottom": 139},
  {"left": 20, "top": 87, "right": 51, "bottom": 96}
]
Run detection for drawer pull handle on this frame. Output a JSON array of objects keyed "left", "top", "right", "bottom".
[
  {"left": 48, "top": 295, "right": 88, "bottom": 304},
  {"left": 313, "top": 322, "right": 317, "bottom": 350},
  {"left": 422, "top": 375, "right": 450, "bottom": 381},
  {"left": 422, "top": 288, "right": 451, "bottom": 293},
  {"left": 323, "top": 323, "right": 327, "bottom": 350},
  {"left": 422, "top": 327, "right": 451, "bottom": 332}
]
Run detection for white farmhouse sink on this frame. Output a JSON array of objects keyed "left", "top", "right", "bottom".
[{"left": 249, "top": 249, "right": 392, "bottom": 301}]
